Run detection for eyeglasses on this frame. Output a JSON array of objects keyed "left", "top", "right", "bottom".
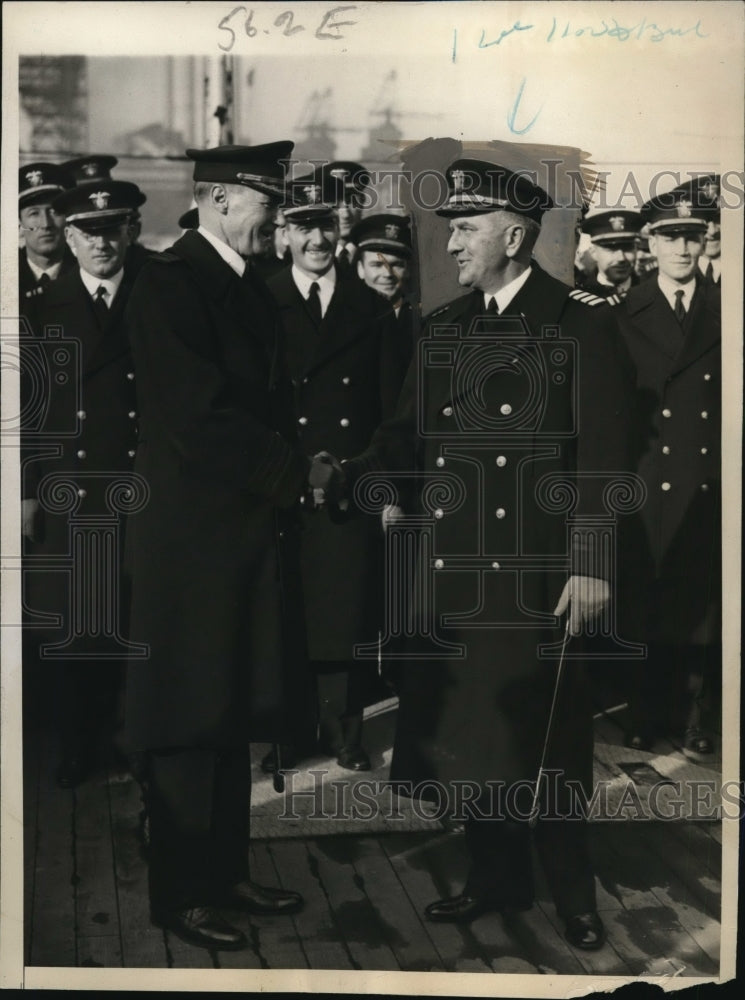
[{"left": 71, "top": 223, "right": 129, "bottom": 243}]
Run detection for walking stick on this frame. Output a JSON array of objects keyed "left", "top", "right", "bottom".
[
  {"left": 528, "top": 620, "right": 571, "bottom": 829},
  {"left": 273, "top": 744, "right": 285, "bottom": 794}
]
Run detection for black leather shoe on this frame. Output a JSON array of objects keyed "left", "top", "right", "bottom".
[
  {"left": 564, "top": 911, "right": 606, "bottom": 950},
  {"left": 152, "top": 906, "right": 247, "bottom": 951},
  {"left": 624, "top": 731, "right": 654, "bottom": 752},
  {"left": 260, "top": 745, "right": 297, "bottom": 774},
  {"left": 56, "top": 755, "right": 89, "bottom": 789},
  {"left": 683, "top": 728, "right": 714, "bottom": 762},
  {"left": 425, "top": 893, "right": 531, "bottom": 923},
  {"left": 218, "top": 879, "right": 304, "bottom": 915},
  {"left": 337, "top": 745, "right": 371, "bottom": 771}
]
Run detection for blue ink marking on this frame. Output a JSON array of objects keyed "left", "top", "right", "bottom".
[
  {"left": 478, "top": 20, "right": 534, "bottom": 48},
  {"left": 507, "top": 77, "right": 543, "bottom": 135}
]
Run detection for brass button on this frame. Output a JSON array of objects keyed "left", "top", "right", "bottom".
[
  {"left": 434, "top": 508, "right": 444, "bottom": 519},
  {"left": 434, "top": 559, "right": 444, "bottom": 569},
  {"left": 442, "top": 406, "right": 453, "bottom": 417},
  {"left": 701, "top": 483, "right": 710, "bottom": 492},
  {"left": 661, "top": 482, "right": 671, "bottom": 491},
  {"left": 662, "top": 445, "right": 670, "bottom": 455},
  {"left": 701, "top": 447, "right": 708, "bottom": 455},
  {"left": 76, "top": 449, "right": 86, "bottom": 459},
  {"left": 340, "top": 418, "right": 350, "bottom": 428},
  {"left": 342, "top": 377, "right": 350, "bottom": 385},
  {"left": 436, "top": 457, "right": 445, "bottom": 468},
  {"left": 298, "top": 417, "right": 308, "bottom": 425},
  {"left": 128, "top": 410, "right": 137, "bottom": 419},
  {"left": 662, "top": 408, "right": 672, "bottom": 418},
  {"left": 495, "top": 507, "right": 506, "bottom": 519},
  {"left": 701, "top": 410, "right": 708, "bottom": 419},
  {"left": 496, "top": 455, "right": 507, "bottom": 467},
  {"left": 491, "top": 561, "right": 501, "bottom": 570},
  {"left": 77, "top": 410, "right": 86, "bottom": 420},
  {"left": 77, "top": 488, "right": 87, "bottom": 499},
  {"left": 126, "top": 371, "right": 135, "bottom": 380},
  {"left": 128, "top": 449, "right": 136, "bottom": 458},
  {"left": 704, "top": 373, "right": 711, "bottom": 381},
  {"left": 500, "top": 403, "right": 512, "bottom": 416}
]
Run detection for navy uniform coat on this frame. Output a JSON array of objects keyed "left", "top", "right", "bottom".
[
  {"left": 18, "top": 246, "right": 76, "bottom": 306},
  {"left": 122, "top": 231, "right": 311, "bottom": 752},
  {"left": 267, "top": 267, "right": 411, "bottom": 661},
  {"left": 613, "top": 276, "right": 721, "bottom": 646},
  {"left": 22, "top": 269, "right": 139, "bottom": 656},
  {"left": 345, "top": 263, "right": 636, "bottom": 797}
]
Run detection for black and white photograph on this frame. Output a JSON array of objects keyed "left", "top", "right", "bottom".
[{"left": 1, "top": 1, "right": 742, "bottom": 993}]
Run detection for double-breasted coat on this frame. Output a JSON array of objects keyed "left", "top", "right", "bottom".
[
  {"left": 122, "top": 231, "right": 311, "bottom": 753},
  {"left": 267, "top": 267, "right": 412, "bottom": 661},
  {"left": 18, "top": 246, "right": 76, "bottom": 306},
  {"left": 613, "top": 276, "right": 721, "bottom": 646},
  {"left": 22, "top": 268, "right": 139, "bottom": 656},
  {"left": 344, "top": 263, "right": 636, "bottom": 798}
]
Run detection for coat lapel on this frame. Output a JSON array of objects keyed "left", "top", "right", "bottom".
[
  {"left": 305, "top": 272, "right": 376, "bottom": 376},
  {"left": 670, "top": 279, "right": 720, "bottom": 375},
  {"left": 624, "top": 280, "right": 685, "bottom": 361}
]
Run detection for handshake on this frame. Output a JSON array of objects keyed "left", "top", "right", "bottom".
[{"left": 308, "top": 451, "right": 347, "bottom": 507}]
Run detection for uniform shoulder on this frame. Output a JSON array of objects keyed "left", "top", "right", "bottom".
[
  {"left": 423, "top": 292, "right": 473, "bottom": 324},
  {"left": 568, "top": 288, "right": 610, "bottom": 308}
]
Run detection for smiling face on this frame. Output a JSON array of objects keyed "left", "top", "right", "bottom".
[
  {"left": 357, "top": 250, "right": 410, "bottom": 301},
  {"left": 283, "top": 216, "right": 339, "bottom": 277},
  {"left": 222, "top": 184, "right": 281, "bottom": 259},
  {"left": 590, "top": 240, "right": 637, "bottom": 285},
  {"left": 65, "top": 220, "right": 131, "bottom": 278},
  {"left": 19, "top": 201, "right": 67, "bottom": 266},
  {"left": 649, "top": 228, "right": 705, "bottom": 283},
  {"left": 446, "top": 212, "right": 516, "bottom": 292},
  {"left": 336, "top": 201, "right": 362, "bottom": 240},
  {"left": 704, "top": 220, "right": 721, "bottom": 260}
]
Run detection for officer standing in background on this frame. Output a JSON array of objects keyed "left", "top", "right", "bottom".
[
  {"left": 314, "top": 160, "right": 372, "bottom": 273},
  {"left": 351, "top": 212, "right": 419, "bottom": 357},
  {"left": 613, "top": 180, "right": 721, "bottom": 760},
  {"left": 122, "top": 143, "right": 321, "bottom": 952},
  {"left": 18, "top": 162, "right": 76, "bottom": 303},
  {"left": 22, "top": 173, "right": 145, "bottom": 788},
  {"left": 265, "top": 179, "right": 410, "bottom": 773},
  {"left": 695, "top": 175, "right": 722, "bottom": 289},
  {"left": 330, "top": 159, "right": 636, "bottom": 951},
  {"left": 580, "top": 209, "right": 643, "bottom": 300}
]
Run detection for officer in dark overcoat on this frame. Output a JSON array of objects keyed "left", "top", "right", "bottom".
[
  {"left": 313, "top": 160, "right": 372, "bottom": 273},
  {"left": 580, "top": 209, "right": 643, "bottom": 300},
  {"left": 266, "top": 182, "right": 411, "bottom": 771},
  {"left": 122, "top": 144, "right": 319, "bottom": 952},
  {"left": 22, "top": 175, "right": 146, "bottom": 787},
  {"left": 18, "top": 162, "right": 76, "bottom": 305},
  {"left": 337, "top": 160, "right": 636, "bottom": 951},
  {"left": 612, "top": 180, "right": 721, "bottom": 760}
]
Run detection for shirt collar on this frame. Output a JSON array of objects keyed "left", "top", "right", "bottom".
[
  {"left": 483, "top": 265, "right": 532, "bottom": 313},
  {"left": 292, "top": 263, "right": 337, "bottom": 315},
  {"left": 197, "top": 225, "right": 246, "bottom": 277},
  {"left": 699, "top": 255, "right": 721, "bottom": 281},
  {"left": 597, "top": 271, "right": 632, "bottom": 294},
  {"left": 26, "top": 257, "right": 63, "bottom": 282},
  {"left": 657, "top": 272, "right": 697, "bottom": 311},
  {"left": 78, "top": 266, "right": 125, "bottom": 303}
]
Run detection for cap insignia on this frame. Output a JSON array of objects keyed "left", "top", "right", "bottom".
[
  {"left": 384, "top": 224, "right": 401, "bottom": 240},
  {"left": 82, "top": 162, "right": 99, "bottom": 177},
  {"left": 609, "top": 216, "right": 625, "bottom": 232},
  {"left": 302, "top": 184, "right": 322, "bottom": 205},
  {"left": 89, "top": 190, "right": 110, "bottom": 210},
  {"left": 451, "top": 170, "right": 465, "bottom": 194},
  {"left": 26, "top": 170, "right": 43, "bottom": 187},
  {"left": 676, "top": 198, "right": 692, "bottom": 218}
]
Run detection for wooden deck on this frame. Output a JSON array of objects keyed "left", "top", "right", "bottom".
[{"left": 22, "top": 704, "right": 723, "bottom": 976}]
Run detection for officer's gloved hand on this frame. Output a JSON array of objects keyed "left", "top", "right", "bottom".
[
  {"left": 554, "top": 575, "right": 610, "bottom": 636},
  {"left": 308, "top": 451, "right": 346, "bottom": 505}
]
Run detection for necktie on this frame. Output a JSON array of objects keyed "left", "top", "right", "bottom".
[
  {"left": 703, "top": 259, "right": 713, "bottom": 284},
  {"left": 306, "top": 281, "right": 322, "bottom": 327},
  {"left": 38, "top": 272, "right": 51, "bottom": 291},
  {"left": 93, "top": 285, "right": 110, "bottom": 328},
  {"left": 673, "top": 289, "right": 686, "bottom": 324},
  {"left": 336, "top": 246, "right": 350, "bottom": 269},
  {"left": 486, "top": 297, "right": 500, "bottom": 315}
]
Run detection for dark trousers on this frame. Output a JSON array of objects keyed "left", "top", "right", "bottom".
[
  {"left": 47, "top": 659, "right": 123, "bottom": 757},
  {"left": 627, "top": 642, "right": 721, "bottom": 737},
  {"left": 145, "top": 748, "right": 252, "bottom": 912},
  {"left": 314, "top": 660, "right": 382, "bottom": 751},
  {"left": 463, "top": 814, "right": 596, "bottom": 920}
]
